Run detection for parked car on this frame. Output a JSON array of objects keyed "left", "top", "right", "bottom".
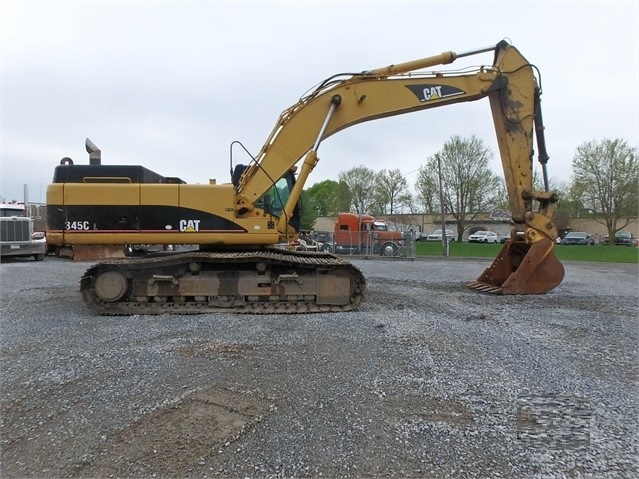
[
  {"left": 561, "top": 232, "right": 594, "bottom": 245},
  {"left": 425, "top": 229, "right": 456, "bottom": 242},
  {"left": 500, "top": 232, "right": 511, "bottom": 244},
  {"left": 468, "top": 231, "right": 499, "bottom": 243},
  {"left": 414, "top": 232, "right": 429, "bottom": 242},
  {"left": 603, "top": 231, "right": 636, "bottom": 246}
]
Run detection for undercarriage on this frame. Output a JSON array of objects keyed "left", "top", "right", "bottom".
[{"left": 80, "top": 249, "right": 366, "bottom": 315}]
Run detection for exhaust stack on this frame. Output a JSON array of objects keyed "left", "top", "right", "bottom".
[{"left": 86, "top": 138, "right": 101, "bottom": 165}]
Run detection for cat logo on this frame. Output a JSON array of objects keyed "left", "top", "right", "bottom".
[
  {"left": 405, "top": 84, "right": 465, "bottom": 103},
  {"left": 179, "top": 219, "right": 201, "bottom": 232},
  {"left": 422, "top": 86, "right": 444, "bottom": 101}
]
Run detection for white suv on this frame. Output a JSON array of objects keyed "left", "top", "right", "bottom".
[{"left": 468, "top": 230, "right": 499, "bottom": 243}]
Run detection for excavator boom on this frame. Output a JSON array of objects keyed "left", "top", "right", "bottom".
[{"left": 46, "top": 40, "right": 564, "bottom": 314}]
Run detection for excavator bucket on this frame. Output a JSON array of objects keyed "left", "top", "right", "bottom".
[{"left": 468, "top": 237, "right": 564, "bottom": 295}]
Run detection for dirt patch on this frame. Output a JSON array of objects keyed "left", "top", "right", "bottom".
[{"left": 70, "top": 387, "right": 272, "bottom": 478}]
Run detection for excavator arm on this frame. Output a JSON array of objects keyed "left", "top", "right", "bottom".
[
  {"left": 239, "top": 42, "right": 525, "bottom": 218},
  {"left": 236, "top": 39, "right": 564, "bottom": 294}
]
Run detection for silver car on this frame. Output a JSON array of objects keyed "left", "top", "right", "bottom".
[{"left": 426, "top": 229, "right": 456, "bottom": 242}]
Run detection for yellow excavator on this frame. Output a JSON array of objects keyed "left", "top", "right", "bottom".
[{"left": 46, "top": 39, "right": 565, "bottom": 314}]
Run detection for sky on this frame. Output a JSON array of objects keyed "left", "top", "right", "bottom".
[{"left": 1, "top": 0, "right": 637, "bottom": 204}]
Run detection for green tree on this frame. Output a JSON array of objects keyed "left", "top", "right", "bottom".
[
  {"left": 338, "top": 166, "right": 377, "bottom": 214},
  {"left": 300, "top": 180, "right": 350, "bottom": 229},
  {"left": 373, "top": 169, "right": 412, "bottom": 215},
  {"left": 415, "top": 168, "right": 439, "bottom": 214},
  {"left": 417, "top": 135, "right": 501, "bottom": 240},
  {"left": 570, "top": 138, "right": 638, "bottom": 242}
]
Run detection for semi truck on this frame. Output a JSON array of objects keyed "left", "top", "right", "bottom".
[
  {"left": 0, "top": 201, "right": 46, "bottom": 261},
  {"left": 324, "top": 213, "right": 405, "bottom": 256}
]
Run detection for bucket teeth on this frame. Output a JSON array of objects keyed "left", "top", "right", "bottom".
[{"left": 467, "top": 282, "right": 504, "bottom": 294}]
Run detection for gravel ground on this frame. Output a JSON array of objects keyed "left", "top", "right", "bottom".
[{"left": 1, "top": 255, "right": 637, "bottom": 478}]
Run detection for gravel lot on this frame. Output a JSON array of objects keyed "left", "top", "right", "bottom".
[{"left": 1, "top": 255, "right": 637, "bottom": 478}]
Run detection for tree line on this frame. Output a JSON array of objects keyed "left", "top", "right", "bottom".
[{"left": 300, "top": 136, "right": 638, "bottom": 242}]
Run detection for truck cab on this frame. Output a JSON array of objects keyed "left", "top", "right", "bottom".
[
  {"left": 331, "top": 213, "right": 404, "bottom": 256},
  {"left": 0, "top": 202, "right": 47, "bottom": 261}
]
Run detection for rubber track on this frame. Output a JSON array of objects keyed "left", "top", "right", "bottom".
[{"left": 80, "top": 249, "right": 367, "bottom": 315}]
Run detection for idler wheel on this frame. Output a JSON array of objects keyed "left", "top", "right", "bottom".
[{"left": 94, "top": 271, "right": 128, "bottom": 302}]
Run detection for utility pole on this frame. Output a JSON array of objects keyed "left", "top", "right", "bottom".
[{"left": 437, "top": 154, "right": 448, "bottom": 256}]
